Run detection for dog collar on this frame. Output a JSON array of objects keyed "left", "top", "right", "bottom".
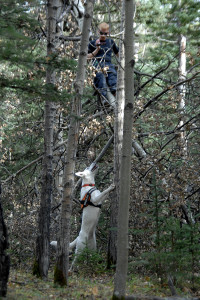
[{"left": 82, "top": 184, "right": 95, "bottom": 188}]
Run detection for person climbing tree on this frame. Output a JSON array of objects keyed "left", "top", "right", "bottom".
[{"left": 87, "top": 22, "right": 119, "bottom": 101}]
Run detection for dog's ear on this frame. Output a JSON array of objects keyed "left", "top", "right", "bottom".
[{"left": 75, "top": 171, "right": 84, "bottom": 177}]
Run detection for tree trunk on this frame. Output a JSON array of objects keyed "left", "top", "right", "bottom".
[
  {"left": 54, "top": 0, "right": 95, "bottom": 286},
  {"left": 0, "top": 183, "right": 10, "bottom": 297},
  {"left": 52, "top": 0, "right": 74, "bottom": 205},
  {"left": 177, "top": 0, "right": 187, "bottom": 158},
  {"left": 53, "top": 107, "right": 64, "bottom": 202},
  {"left": 177, "top": 33, "right": 187, "bottom": 157},
  {"left": 107, "top": 0, "right": 125, "bottom": 270},
  {"left": 34, "top": 0, "right": 57, "bottom": 279},
  {"left": 113, "top": 0, "right": 135, "bottom": 298}
]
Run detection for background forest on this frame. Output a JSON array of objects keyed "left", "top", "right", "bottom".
[{"left": 1, "top": 0, "right": 200, "bottom": 298}]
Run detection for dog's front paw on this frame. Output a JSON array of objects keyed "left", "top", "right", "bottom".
[{"left": 109, "top": 183, "right": 115, "bottom": 191}]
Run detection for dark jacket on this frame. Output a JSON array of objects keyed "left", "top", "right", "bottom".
[{"left": 88, "top": 38, "right": 119, "bottom": 66}]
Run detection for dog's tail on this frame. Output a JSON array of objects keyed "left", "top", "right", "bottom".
[
  {"left": 69, "top": 238, "right": 77, "bottom": 250},
  {"left": 50, "top": 238, "right": 77, "bottom": 250},
  {"left": 50, "top": 241, "right": 57, "bottom": 247}
]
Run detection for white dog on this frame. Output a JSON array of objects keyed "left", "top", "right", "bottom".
[{"left": 51, "top": 162, "right": 115, "bottom": 269}]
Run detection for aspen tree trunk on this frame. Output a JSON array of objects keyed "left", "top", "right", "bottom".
[
  {"left": 107, "top": 0, "right": 125, "bottom": 269},
  {"left": 177, "top": 0, "right": 187, "bottom": 158},
  {"left": 178, "top": 34, "right": 187, "bottom": 157},
  {"left": 0, "top": 184, "right": 10, "bottom": 297},
  {"left": 113, "top": 0, "right": 135, "bottom": 298},
  {"left": 54, "top": 0, "right": 95, "bottom": 286},
  {"left": 35, "top": 0, "right": 57, "bottom": 279}
]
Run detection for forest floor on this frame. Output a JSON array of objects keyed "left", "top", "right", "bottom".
[{"left": 5, "top": 267, "right": 199, "bottom": 300}]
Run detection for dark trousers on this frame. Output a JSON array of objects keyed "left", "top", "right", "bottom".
[{"left": 94, "top": 64, "right": 117, "bottom": 99}]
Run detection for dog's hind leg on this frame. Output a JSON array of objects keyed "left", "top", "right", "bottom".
[
  {"left": 87, "top": 230, "right": 97, "bottom": 250},
  {"left": 69, "top": 237, "right": 84, "bottom": 272}
]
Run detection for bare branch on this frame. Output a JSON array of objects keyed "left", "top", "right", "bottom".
[
  {"left": 135, "top": 56, "right": 178, "bottom": 96},
  {"left": 135, "top": 71, "right": 200, "bottom": 119},
  {"left": 59, "top": 35, "right": 81, "bottom": 41}
]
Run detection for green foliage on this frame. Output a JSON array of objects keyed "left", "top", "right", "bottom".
[
  {"left": 1, "top": 0, "right": 200, "bottom": 297},
  {"left": 0, "top": 98, "right": 44, "bottom": 179},
  {"left": 131, "top": 170, "right": 200, "bottom": 290},
  {"left": 142, "top": 220, "right": 200, "bottom": 277},
  {"left": 0, "top": 1, "right": 39, "bottom": 63},
  {"left": 0, "top": 0, "right": 77, "bottom": 182},
  {"left": 136, "top": 0, "right": 200, "bottom": 66},
  {"left": 0, "top": 0, "right": 77, "bottom": 104},
  {"left": 74, "top": 247, "right": 107, "bottom": 276}
]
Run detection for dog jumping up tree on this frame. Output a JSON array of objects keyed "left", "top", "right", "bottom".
[{"left": 51, "top": 162, "right": 115, "bottom": 270}]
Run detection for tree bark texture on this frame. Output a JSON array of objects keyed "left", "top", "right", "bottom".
[
  {"left": 35, "top": 0, "right": 57, "bottom": 279},
  {"left": 107, "top": 0, "right": 125, "bottom": 270},
  {"left": 113, "top": 0, "right": 135, "bottom": 298},
  {"left": 54, "top": 0, "right": 95, "bottom": 286},
  {"left": 0, "top": 184, "right": 10, "bottom": 297}
]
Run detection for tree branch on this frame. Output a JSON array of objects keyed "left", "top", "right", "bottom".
[
  {"left": 135, "top": 72, "right": 200, "bottom": 119},
  {"left": 59, "top": 35, "right": 81, "bottom": 41},
  {"left": 135, "top": 56, "right": 178, "bottom": 96}
]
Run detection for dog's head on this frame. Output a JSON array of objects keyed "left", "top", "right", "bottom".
[{"left": 75, "top": 162, "right": 98, "bottom": 181}]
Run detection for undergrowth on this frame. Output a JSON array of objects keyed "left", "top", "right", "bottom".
[{"left": 6, "top": 265, "right": 200, "bottom": 300}]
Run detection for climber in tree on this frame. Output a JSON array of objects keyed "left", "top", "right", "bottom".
[{"left": 87, "top": 22, "right": 119, "bottom": 100}]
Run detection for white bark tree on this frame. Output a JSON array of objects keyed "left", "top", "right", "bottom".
[
  {"left": 54, "top": 0, "right": 95, "bottom": 286},
  {"left": 177, "top": 34, "right": 187, "bottom": 157},
  {"left": 113, "top": 0, "right": 135, "bottom": 298}
]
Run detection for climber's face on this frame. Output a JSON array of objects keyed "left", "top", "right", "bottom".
[{"left": 99, "top": 29, "right": 109, "bottom": 41}]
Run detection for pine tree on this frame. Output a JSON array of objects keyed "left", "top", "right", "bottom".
[{"left": 34, "top": 0, "right": 58, "bottom": 279}]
